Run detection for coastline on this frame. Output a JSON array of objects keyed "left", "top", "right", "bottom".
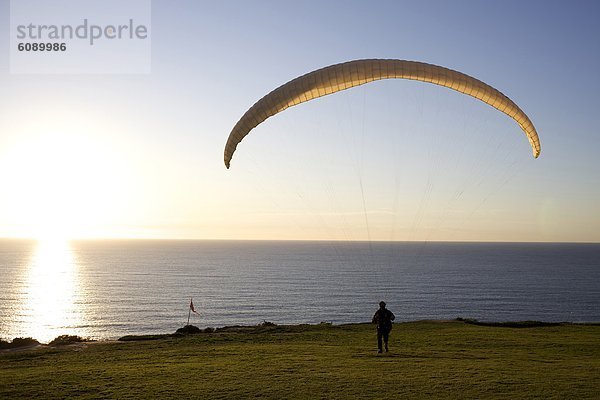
[{"left": 3, "top": 318, "right": 599, "bottom": 348}]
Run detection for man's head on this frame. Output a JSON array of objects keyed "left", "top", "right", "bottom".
[{"left": 379, "top": 301, "right": 386, "bottom": 309}]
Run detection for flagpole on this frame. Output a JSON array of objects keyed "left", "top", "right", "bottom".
[{"left": 187, "top": 298, "right": 191, "bottom": 326}]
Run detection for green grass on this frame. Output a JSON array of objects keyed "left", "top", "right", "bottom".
[{"left": 1, "top": 320, "right": 598, "bottom": 399}]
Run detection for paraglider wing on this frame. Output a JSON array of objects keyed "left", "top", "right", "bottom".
[{"left": 224, "top": 59, "right": 540, "bottom": 168}]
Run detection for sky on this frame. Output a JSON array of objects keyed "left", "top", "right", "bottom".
[{"left": 0, "top": 0, "right": 598, "bottom": 242}]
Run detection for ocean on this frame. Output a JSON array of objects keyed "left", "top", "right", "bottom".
[{"left": 0, "top": 239, "right": 598, "bottom": 342}]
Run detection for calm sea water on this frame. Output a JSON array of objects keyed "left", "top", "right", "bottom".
[{"left": 0, "top": 239, "right": 598, "bottom": 342}]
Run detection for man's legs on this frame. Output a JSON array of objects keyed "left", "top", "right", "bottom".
[
  {"left": 377, "top": 329, "right": 383, "bottom": 353},
  {"left": 382, "top": 330, "right": 389, "bottom": 352}
]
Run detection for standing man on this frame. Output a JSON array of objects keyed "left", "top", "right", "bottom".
[{"left": 372, "top": 301, "right": 395, "bottom": 353}]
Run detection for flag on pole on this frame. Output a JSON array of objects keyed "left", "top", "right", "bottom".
[{"left": 190, "top": 298, "right": 200, "bottom": 315}]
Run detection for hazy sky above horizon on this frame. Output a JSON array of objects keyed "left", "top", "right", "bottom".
[{"left": 0, "top": 0, "right": 599, "bottom": 242}]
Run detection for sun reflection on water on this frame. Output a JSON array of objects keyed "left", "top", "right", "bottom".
[{"left": 19, "top": 239, "right": 86, "bottom": 343}]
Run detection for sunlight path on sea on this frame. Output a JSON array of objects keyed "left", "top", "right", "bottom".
[{"left": 11, "top": 239, "right": 88, "bottom": 343}]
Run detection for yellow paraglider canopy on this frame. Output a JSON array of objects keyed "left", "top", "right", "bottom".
[{"left": 224, "top": 59, "right": 540, "bottom": 168}]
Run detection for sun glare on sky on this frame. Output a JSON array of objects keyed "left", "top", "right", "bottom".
[{"left": 0, "top": 131, "right": 125, "bottom": 241}]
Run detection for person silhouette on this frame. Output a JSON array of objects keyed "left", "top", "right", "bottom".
[{"left": 372, "top": 301, "right": 395, "bottom": 353}]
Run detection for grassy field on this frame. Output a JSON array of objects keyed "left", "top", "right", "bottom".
[{"left": 1, "top": 320, "right": 598, "bottom": 399}]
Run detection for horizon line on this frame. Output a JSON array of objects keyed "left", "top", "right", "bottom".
[{"left": 1, "top": 236, "right": 598, "bottom": 245}]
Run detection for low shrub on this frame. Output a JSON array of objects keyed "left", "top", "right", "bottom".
[
  {"left": 0, "top": 337, "right": 40, "bottom": 349},
  {"left": 176, "top": 325, "right": 201, "bottom": 334},
  {"left": 49, "top": 335, "right": 90, "bottom": 346}
]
